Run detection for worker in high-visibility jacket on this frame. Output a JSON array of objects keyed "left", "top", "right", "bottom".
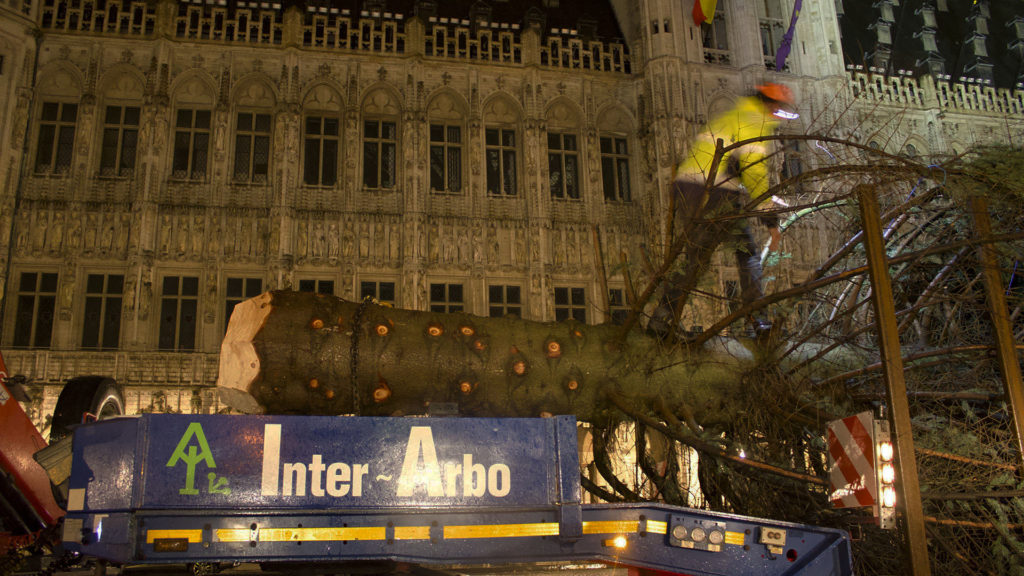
[{"left": 647, "top": 83, "right": 796, "bottom": 340}]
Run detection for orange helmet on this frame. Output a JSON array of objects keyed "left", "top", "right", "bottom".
[{"left": 756, "top": 83, "right": 796, "bottom": 107}]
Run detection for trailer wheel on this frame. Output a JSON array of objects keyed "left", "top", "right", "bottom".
[
  {"left": 49, "top": 376, "right": 124, "bottom": 443},
  {"left": 189, "top": 562, "right": 223, "bottom": 575}
]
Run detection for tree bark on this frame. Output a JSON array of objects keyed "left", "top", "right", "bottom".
[{"left": 217, "top": 290, "right": 764, "bottom": 426}]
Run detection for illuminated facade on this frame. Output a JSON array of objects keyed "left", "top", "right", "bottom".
[{"left": 0, "top": 0, "right": 1021, "bottom": 420}]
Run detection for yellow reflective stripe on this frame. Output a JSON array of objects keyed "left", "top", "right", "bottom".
[
  {"left": 159, "top": 519, "right": 673, "bottom": 545},
  {"left": 725, "top": 531, "right": 745, "bottom": 546},
  {"left": 147, "top": 529, "right": 202, "bottom": 544},
  {"left": 215, "top": 527, "right": 386, "bottom": 543},
  {"left": 394, "top": 526, "right": 431, "bottom": 540},
  {"left": 215, "top": 529, "right": 248, "bottom": 542},
  {"left": 444, "top": 523, "right": 559, "bottom": 539},
  {"left": 645, "top": 520, "right": 668, "bottom": 535},
  {"left": 582, "top": 520, "right": 639, "bottom": 535}
]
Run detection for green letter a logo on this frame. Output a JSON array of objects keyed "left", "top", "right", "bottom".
[{"left": 167, "top": 422, "right": 216, "bottom": 495}]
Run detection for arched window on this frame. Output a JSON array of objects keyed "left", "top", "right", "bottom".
[
  {"left": 598, "top": 107, "right": 634, "bottom": 204},
  {"left": 361, "top": 88, "right": 401, "bottom": 190},
  {"left": 302, "top": 84, "right": 344, "bottom": 187},
  {"left": 98, "top": 70, "right": 144, "bottom": 178},
  {"left": 483, "top": 95, "right": 522, "bottom": 196},
  {"left": 427, "top": 92, "right": 466, "bottom": 194},
  {"left": 546, "top": 100, "right": 582, "bottom": 200},
  {"left": 33, "top": 66, "right": 82, "bottom": 176},
  {"left": 171, "top": 75, "right": 217, "bottom": 181},
  {"left": 233, "top": 79, "right": 277, "bottom": 185}
]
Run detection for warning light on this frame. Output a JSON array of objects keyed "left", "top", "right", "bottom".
[
  {"left": 604, "top": 535, "right": 628, "bottom": 549},
  {"left": 873, "top": 420, "right": 896, "bottom": 530},
  {"left": 881, "top": 463, "right": 895, "bottom": 484},
  {"left": 878, "top": 441, "right": 894, "bottom": 462},
  {"left": 881, "top": 486, "right": 897, "bottom": 508}
]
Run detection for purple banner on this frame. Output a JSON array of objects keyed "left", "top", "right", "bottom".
[{"left": 775, "top": 0, "right": 803, "bottom": 71}]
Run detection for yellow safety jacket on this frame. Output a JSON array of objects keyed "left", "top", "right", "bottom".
[{"left": 675, "top": 96, "right": 779, "bottom": 208}]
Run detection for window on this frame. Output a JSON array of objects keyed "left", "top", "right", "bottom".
[
  {"left": 172, "top": 109, "right": 211, "bottom": 180},
  {"left": 548, "top": 132, "right": 580, "bottom": 199},
  {"left": 298, "top": 279, "right": 335, "bottom": 295},
  {"left": 608, "top": 288, "right": 629, "bottom": 325},
  {"left": 99, "top": 106, "right": 139, "bottom": 177},
  {"left": 360, "top": 280, "right": 396, "bottom": 306},
  {"left": 35, "top": 102, "right": 77, "bottom": 174},
  {"left": 486, "top": 128, "right": 517, "bottom": 196},
  {"left": 234, "top": 112, "right": 271, "bottom": 184},
  {"left": 224, "top": 277, "right": 263, "bottom": 332},
  {"left": 600, "top": 136, "right": 630, "bottom": 202},
  {"left": 760, "top": 21, "right": 781, "bottom": 60},
  {"left": 488, "top": 284, "right": 522, "bottom": 317},
  {"left": 81, "top": 273, "right": 123, "bottom": 349},
  {"left": 159, "top": 275, "right": 199, "bottom": 351},
  {"left": 363, "top": 120, "right": 397, "bottom": 189},
  {"left": 554, "top": 287, "right": 586, "bottom": 322},
  {"left": 12, "top": 272, "right": 58, "bottom": 348},
  {"left": 304, "top": 116, "right": 339, "bottom": 186},
  {"left": 701, "top": 5, "right": 730, "bottom": 64},
  {"left": 429, "top": 124, "right": 462, "bottom": 193},
  {"left": 429, "top": 283, "right": 463, "bottom": 313}
]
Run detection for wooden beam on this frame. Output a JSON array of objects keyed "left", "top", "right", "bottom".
[
  {"left": 858, "top": 186, "right": 932, "bottom": 576},
  {"left": 969, "top": 195, "right": 1024, "bottom": 475}
]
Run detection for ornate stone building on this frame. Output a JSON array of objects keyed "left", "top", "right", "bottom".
[{"left": 0, "top": 0, "right": 1022, "bottom": 420}]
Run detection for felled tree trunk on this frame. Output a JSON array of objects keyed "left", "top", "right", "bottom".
[{"left": 216, "top": 290, "right": 762, "bottom": 427}]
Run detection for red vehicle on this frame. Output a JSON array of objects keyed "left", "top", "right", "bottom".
[{"left": 0, "top": 350, "right": 123, "bottom": 557}]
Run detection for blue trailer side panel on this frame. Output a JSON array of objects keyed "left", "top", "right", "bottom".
[
  {"left": 63, "top": 415, "right": 854, "bottom": 576},
  {"left": 122, "top": 414, "right": 571, "bottom": 510}
]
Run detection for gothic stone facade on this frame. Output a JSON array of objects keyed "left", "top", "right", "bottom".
[{"left": 1, "top": 0, "right": 1022, "bottom": 423}]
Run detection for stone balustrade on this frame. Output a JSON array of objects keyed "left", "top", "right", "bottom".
[
  {"left": 849, "top": 71, "right": 1024, "bottom": 116},
  {"left": 37, "top": 0, "right": 631, "bottom": 74}
]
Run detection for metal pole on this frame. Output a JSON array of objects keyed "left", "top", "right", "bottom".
[
  {"left": 969, "top": 195, "right": 1024, "bottom": 473},
  {"left": 857, "top": 186, "right": 932, "bottom": 576}
]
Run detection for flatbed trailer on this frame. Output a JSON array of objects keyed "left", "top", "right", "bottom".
[{"left": 61, "top": 415, "right": 853, "bottom": 576}]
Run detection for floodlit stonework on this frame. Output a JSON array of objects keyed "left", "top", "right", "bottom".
[{"left": 1, "top": 0, "right": 1022, "bottom": 424}]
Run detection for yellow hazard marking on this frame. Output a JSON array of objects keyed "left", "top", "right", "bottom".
[
  {"left": 394, "top": 526, "right": 431, "bottom": 540},
  {"left": 645, "top": 520, "right": 668, "bottom": 535},
  {"left": 582, "top": 520, "right": 639, "bottom": 535},
  {"left": 159, "top": 518, "right": 736, "bottom": 547},
  {"left": 444, "top": 522, "right": 560, "bottom": 539},
  {"left": 146, "top": 530, "right": 202, "bottom": 544},
  {"left": 215, "top": 527, "right": 386, "bottom": 543}
]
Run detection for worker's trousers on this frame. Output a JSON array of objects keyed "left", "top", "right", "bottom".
[{"left": 648, "top": 180, "right": 764, "bottom": 336}]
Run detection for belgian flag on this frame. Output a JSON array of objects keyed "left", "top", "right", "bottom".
[{"left": 691, "top": 0, "right": 717, "bottom": 26}]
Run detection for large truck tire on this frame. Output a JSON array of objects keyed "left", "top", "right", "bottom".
[{"left": 48, "top": 376, "right": 124, "bottom": 444}]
